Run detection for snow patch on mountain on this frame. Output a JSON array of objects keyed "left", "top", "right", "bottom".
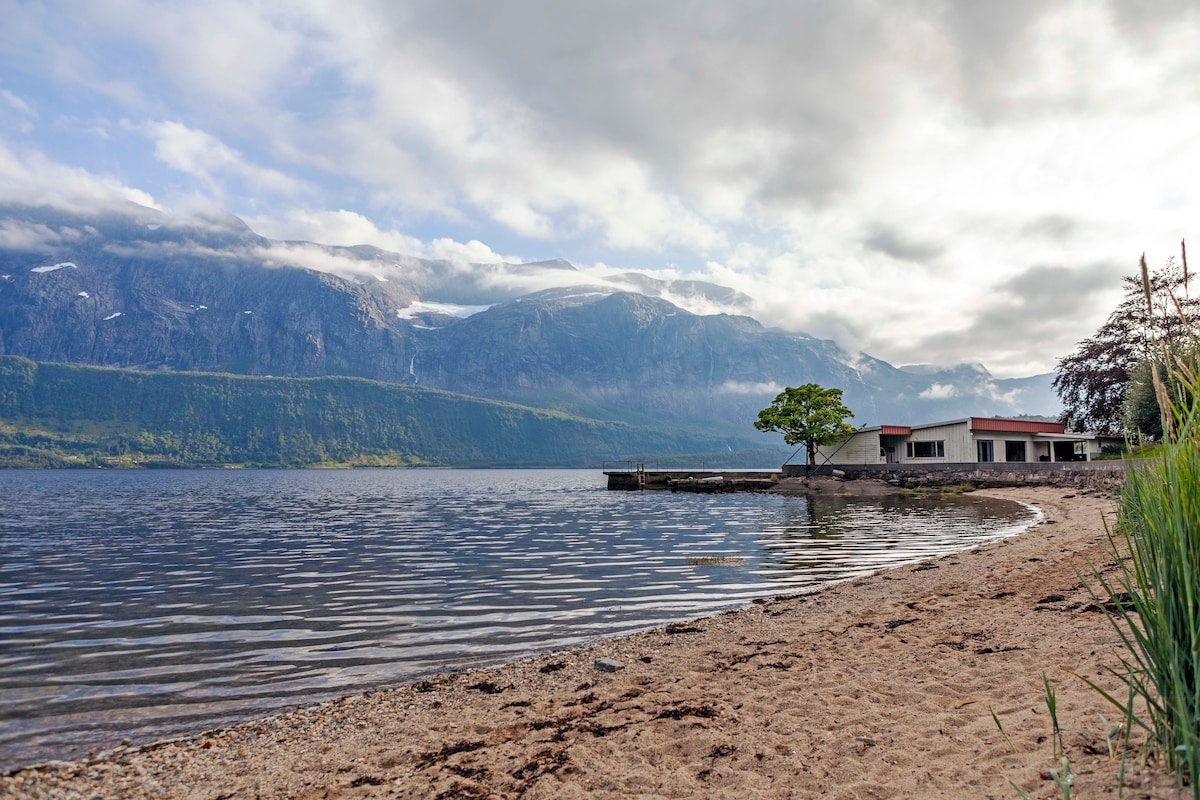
[
  {"left": 31, "top": 262, "right": 77, "bottom": 273},
  {"left": 560, "top": 291, "right": 612, "bottom": 300},
  {"left": 397, "top": 301, "right": 491, "bottom": 320}
]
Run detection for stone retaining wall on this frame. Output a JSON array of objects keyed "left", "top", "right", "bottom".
[{"left": 782, "top": 461, "right": 1128, "bottom": 490}]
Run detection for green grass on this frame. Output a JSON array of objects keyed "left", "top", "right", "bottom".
[
  {"left": 1087, "top": 361, "right": 1200, "bottom": 797},
  {"left": 1094, "top": 442, "right": 1164, "bottom": 461},
  {"left": 1128, "top": 442, "right": 1165, "bottom": 460}
]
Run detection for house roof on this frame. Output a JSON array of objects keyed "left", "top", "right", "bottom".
[
  {"left": 846, "top": 417, "right": 1069, "bottom": 437},
  {"left": 969, "top": 417, "right": 1066, "bottom": 434},
  {"left": 879, "top": 425, "right": 912, "bottom": 435},
  {"left": 1036, "top": 432, "right": 1094, "bottom": 441}
]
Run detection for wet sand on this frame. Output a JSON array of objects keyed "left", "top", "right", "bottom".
[{"left": 2, "top": 486, "right": 1188, "bottom": 799}]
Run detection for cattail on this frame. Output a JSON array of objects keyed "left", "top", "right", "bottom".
[
  {"left": 1171, "top": 351, "right": 1195, "bottom": 386},
  {"left": 1182, "top": 238, "right": 1188, "bottom": 293},
  {"left": 1141, "top": 252, "right": 1153, "bottom": 316}
]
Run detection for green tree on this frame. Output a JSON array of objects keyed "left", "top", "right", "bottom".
[
  {"left": 1124, "top": 358, "right": 1163, "bottom": 441},
  {"left": 1123, "top": 322, "right": 1200, "bottom": 442},
  {"left": 1055, "top": 244, "right": 1199, "bottom": 433},
  {"left": 754, "top": 384, "right": 856, "bottom": 467}
]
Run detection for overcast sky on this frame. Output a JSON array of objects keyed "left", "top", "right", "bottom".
[{"left": 2, "top": 1, "right": 1198, "bottom": 377}]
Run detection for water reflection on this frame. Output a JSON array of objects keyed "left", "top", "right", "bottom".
[
  {"left": 757, "top": 493, "right": 1029, "bottom": 583},
  {"left": 0, "top": 470, "right": 1036, "bottom": 769}
]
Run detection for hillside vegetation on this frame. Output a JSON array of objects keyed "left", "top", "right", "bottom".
[{"left": 0, "top": 357, "right": 775, "bottom": 468}]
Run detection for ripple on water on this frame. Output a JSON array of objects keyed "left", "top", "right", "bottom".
[{"left": 0, "top": 469, "right": 1037, "bottom": 769}]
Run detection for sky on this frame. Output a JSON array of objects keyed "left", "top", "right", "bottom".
[{"left": 2, "top": 0, "right": 1199, "bottom": 378}]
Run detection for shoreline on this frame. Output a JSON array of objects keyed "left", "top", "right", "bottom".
[{"left": 3, "top": 486, "right": 1188, "bottom": 799}]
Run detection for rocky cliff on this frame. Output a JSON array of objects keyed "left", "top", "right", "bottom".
[{"left": 0, "top": 202, "right": 1057, "bottom": 440}]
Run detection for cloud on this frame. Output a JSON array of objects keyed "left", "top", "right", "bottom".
[
  {"left": 426, "top": 238, "right": 517, "bottom": 266},
  {"left": 919, "top": 383, "right": 959, "bottom": 400},
  {"left": 717, "top": 381, "right": 784, "bottom": 397},
  {"left": 0, "top": 89, "right": 37, "bottom": 134},
  {"left": 863, "top": 226, "right": 945, "bottom": 263},
  {"left": 247, "top": 209, "right": 426, "bottom": 255},
  {"left": 890, "top": 263, "right": 1128, "bottom": 377},
  {"left": 0, "top": 220, "right": 87, "bottom": 251},
  {"left": 4, "top": 2, "right": 1200, "bottom": 376},
  {"left": 0, "top": 139, "right": 159, "bottom": 212},
  {"left": 0, "top": 221, "right": 69, "bottom": 251},
  {"left": 0, "top": 90, "right": 35, "bottom": 117},
  {"left": 138, "top": 121, "right": 308, "bottom": 198},
  {"left": 246, "top": 208, "right": 519, "bottom": 269},
  {"left": 981, "top": 381, "right": 1024, "bottom": 407},
  {"left": 251, "top": 242, "right": 380, "bottom": 277}
]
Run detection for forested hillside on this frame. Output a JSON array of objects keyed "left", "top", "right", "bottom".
[{"left": 0, "top": 357, "right": 777, "bottom": 468}]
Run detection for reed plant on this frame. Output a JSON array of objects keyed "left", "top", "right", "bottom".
[{"left": 1088, "top": 250, "right": 1200, "bottom": 797}]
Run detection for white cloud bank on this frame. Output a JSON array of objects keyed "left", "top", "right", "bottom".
[
  {"left": 919, "top": 384, "right": 959, "bottom": 400},
  {"left": 0, "top": 140, "right": 158, "bottom": 213},
  {"left": 3, "top": 2, "right": 1200, "bottom": 376}
]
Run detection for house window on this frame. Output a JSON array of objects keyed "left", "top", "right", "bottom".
[
  {"left": 1005, "top": 441, "right": 1026, "bottom": 462},
  {"left": 977, "top": 439, "right": 994, "bottom": 462},
  {"left": 906, "top": 440, "right": 945, "bottom": 458}
]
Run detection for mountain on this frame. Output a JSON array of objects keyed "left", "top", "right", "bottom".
[
  {"left": 0, "top": 202, "right": 1060, "bottom": 457},
  {"left": 0, "top": 356, "right": 778, "bottom": 467}
]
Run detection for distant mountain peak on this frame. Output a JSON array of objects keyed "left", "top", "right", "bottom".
[{"left": 0, "top": 201, "right": 1061, "bottom": 441}]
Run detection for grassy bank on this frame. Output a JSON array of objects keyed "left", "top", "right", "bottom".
[{"left": 1092, "top": 344, "right": 1200, "bottom": 796}]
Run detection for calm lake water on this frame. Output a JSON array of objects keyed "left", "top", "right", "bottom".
[{"left": 0, "top": 469, "right": 1038, "bottom": 770}]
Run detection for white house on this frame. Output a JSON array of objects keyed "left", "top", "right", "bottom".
[{"left": 816, "top": 417, "right": 1098, "bottom": 465}]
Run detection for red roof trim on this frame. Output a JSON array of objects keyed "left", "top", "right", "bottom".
[
  {"left": 879, "top": 425, "right": 912, "bottom": 435},
  {"left": 970, "top": 417, "right": 1065, "bottom": 434}
]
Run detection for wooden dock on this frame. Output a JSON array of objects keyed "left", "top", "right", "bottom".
[{"left": 603, "top": 466, "right": 781, "bottom": 492}]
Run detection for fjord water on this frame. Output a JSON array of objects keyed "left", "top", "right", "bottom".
[{"left": 0, "top": 469, "right": 1037, "bottom": 769}]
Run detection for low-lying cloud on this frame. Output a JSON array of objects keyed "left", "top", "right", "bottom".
[{"left": 717, "top": 381, "right": 784, "bottom": 397}]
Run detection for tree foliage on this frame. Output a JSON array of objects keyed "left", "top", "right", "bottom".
[
  {"left": 1123, "top": 337, "right": 1200, "bottom": 442},
  {"left": 1054, "top": 247, "right": 1199, "bottom": 434},
  {"left": 754, "top": 383, "right": 856, "bottom": 466},
  {"left": 1124, "top": 358, "right": 1164, "bottom": 441}
]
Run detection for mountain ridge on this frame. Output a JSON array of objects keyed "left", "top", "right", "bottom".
[
  {"left": 0, "top": 202, "right": 1059, "bottom": 454},
  {"left": 0, "top": 355, "right": 779, "bottom": 467}
]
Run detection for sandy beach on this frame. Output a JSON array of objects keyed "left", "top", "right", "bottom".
[{"left": 2, "top": 486, "right": 1188, "bottom": 799}]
